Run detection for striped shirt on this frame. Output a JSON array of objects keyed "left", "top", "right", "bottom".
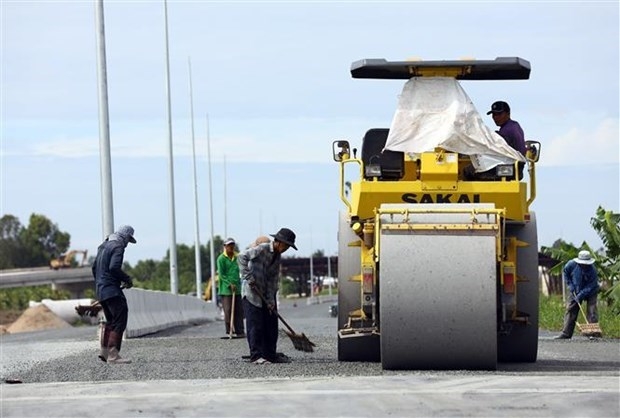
[{"left": 238, "top": 242, "right": 281, "bottom": 308}]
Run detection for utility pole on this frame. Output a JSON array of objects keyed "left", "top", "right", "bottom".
[
  {"left": 206, "top": 115, "right": 217, "bottom": 307},
  {"left": 163, "top": 0, "right": 179, "bottom": 294},
  {"left": 95, "top": 0, "right": 114, "bottom": 238},
  {"left": 188, "top": 57, "right": 202, "bottom": 298},
  {"left": 223, "top": 154, "right": 227, "bottom": 239},
  {"left": 310, "top": 230, "right": 314, "bottom": 299}
]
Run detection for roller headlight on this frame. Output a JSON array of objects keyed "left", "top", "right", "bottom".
[
  {"left": 365, "top": 164, "right": 382, "bottom": 178},
  {"left": 495, "top": 165, "right": 514, "bottom": 177}
]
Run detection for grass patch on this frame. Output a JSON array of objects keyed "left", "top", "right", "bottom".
[{"left": 539, "top": 294, "right": 620, "bottom": 338}]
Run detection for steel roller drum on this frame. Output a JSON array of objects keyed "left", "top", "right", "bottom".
[{"left": 379, "top": 205, "right": 498, "bottom": 370}]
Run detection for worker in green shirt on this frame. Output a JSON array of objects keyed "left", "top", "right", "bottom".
[{"left": 217, "top": 238, "right": 245, "bottom": 338}]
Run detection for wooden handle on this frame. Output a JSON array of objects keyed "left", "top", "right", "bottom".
[{"left": 252, "top": 285, "right": 297, "bottom": 335}]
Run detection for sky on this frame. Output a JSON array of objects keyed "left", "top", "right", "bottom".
[{"left": 1, "top": 1, "right": 619, "bottom": 266}]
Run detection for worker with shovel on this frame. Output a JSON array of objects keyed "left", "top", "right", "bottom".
[
  {"left": 238, "top": 227, "right": 297, "bottom": 364},
  {"left": 217, "top": 238, "right": 245, "bottom": 338},
  {"left": 554, "top": 250, "right": 600, "bottom": 340}
]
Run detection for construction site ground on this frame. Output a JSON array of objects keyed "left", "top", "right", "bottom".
[{"left": 1, "top": 297, "right": 618, "bottom": 417}]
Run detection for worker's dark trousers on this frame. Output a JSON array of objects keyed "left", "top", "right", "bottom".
[
  {"left": 101, "top": 295, "right": 129, "bottom": 350},
  {"left": 221, "top": 294, "right": 245, "bottom": 335},
  {"left": 561, "top": 293, "right": 598, "bottom": 337},
  {"left": 243, "top": 298, "right": 278, "bottom": 362}
]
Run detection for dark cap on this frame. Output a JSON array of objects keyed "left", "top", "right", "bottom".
[
  {"left": 486, "top": 101, "right": 511, "bottom": 115},
  {"left": 270, "top": 228, "right": 297, "bottom": 250}
]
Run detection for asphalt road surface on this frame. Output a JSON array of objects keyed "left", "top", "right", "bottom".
[{"left": 2, "top": 296, "right": 619, "bottom": 417}]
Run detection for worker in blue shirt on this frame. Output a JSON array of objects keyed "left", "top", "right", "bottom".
[
  {"left": 554, "top": 250, "right": 600, "bottom": 339},
  {"left": 91, "top": 225, "right": 136, "bottom": 363}
]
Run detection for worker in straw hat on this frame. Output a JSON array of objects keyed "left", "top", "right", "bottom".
[
  {"left": 238, "top": 227, "right": 297, "bottom": 364},
  {"left": 554, "top": 250, "right": 600, "bottom": 340}
]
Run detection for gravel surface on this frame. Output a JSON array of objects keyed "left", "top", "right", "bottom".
[{"left": 2, "top": 297, "right": 618, "bottom": 384}]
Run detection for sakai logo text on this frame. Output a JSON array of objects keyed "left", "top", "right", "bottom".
[{"left": 401, "top": 193, "right": 481, "bottom": 204}]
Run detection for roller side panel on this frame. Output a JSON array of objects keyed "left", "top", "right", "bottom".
[
  {"left": 498, "top": 212, "right": 539, "bottom": 362},
  {"left": 337, "top": 211, "right": 380, "bottom": 361}
]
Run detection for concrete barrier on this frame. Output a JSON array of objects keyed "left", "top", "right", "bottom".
[
  {"left": 31, "top": 289, "right": 216, "bottom": 338},
  {"left": 123, "top": 289, "right": 212, "bottom": 338}
]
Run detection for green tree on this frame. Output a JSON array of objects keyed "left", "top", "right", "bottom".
[
  {"left": 312, "top": 249, "right": 325, "bottom": 258},
  {"left": 20, "top": 214, "right": 71, "bottom": 266},
  {"left": 0, "top": 286, "right": 70, "bottom": 310},
  {"left": 0, "top": 215, "right": 25, "bottom": 269},
  {"left": 590, "top": 206, "right": 620, "bottom": 313},
  {"left": 0, "top": 214, "right": 70, "bottom": 269},
  {"left": 128, "top": 259, "right": 158, "bottom": 282},
  {"left": 126, "top": 236, "right": 225, "bottom": 295},
  {"left": 542, "top": 206, "right": 620, "bottom": 313},
  {"left": 591, "top": 206, "right": 620, "bottom": 258}
]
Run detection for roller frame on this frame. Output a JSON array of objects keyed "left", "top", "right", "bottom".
[
  {"left": 498, "top": 212, "right": 539, "bottom": 362},
  {"left": 337, "top": 211, "right": 380, "bottom": 361}
]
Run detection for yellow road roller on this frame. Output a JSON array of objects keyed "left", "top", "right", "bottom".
[{"left": 332, "top": 57, "right": 541, "bottom": 370}]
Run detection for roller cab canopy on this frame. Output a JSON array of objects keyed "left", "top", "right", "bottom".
[{"left": 350, "top": 57, "right": 531, "bottom": 80}]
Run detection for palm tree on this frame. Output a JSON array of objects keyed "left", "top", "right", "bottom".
[
  {"left": 590, "top": 206, "right": 620, "bottom": 313},
  {"left": 541, "top": 206, "right": 620, "bottom": 313},
  {"left": 590, "top": 206, "right": 620, "bottom": 259}
]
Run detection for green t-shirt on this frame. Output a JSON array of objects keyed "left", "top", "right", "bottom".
[{"left": 217, "top": 252, "right": 240, "bottom": 296}]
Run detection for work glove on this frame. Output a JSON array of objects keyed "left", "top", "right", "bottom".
[
  {"left": 230, "top": 283, "right": 237, "bottom": 293},
  {"left": 123, "top": 278, "right": 134, "bottom": 289},
  {"left": 247, "top": 279, "right": 257, "bottom": 290}
]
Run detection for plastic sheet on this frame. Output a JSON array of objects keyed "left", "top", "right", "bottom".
[{"left": 384, "top": 77, "right": 525, "bottom": 171}]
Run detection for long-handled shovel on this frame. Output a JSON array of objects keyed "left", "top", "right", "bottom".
[{"left": 253, "top": 285, "right": 316, "bottom": 352}]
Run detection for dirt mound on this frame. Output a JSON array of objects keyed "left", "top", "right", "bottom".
[
  {"left": 0, "top": 309, "right": 24, "bottom": 325},
  {"left": 7, "top": 304, "right": 71, "bottom": 334}
]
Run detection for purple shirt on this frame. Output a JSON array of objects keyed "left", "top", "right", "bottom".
[{"left": 498, "top": 119, "right": 526, "bottom": 156}]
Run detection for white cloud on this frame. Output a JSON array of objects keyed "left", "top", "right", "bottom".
[
  {"left": 12, "top": 116, "right": 380, "bottom": 163},
  {"left": 539, "top": 118, "right": 619, "bottom": 167},
  {"left": 29, "top": 136, "right": 99, "bottom": 158},
  {"left": 13, "top": 115, "right": 620, "bottom": 169}
]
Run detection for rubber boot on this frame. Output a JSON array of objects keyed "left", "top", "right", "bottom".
[
  {"left": 107, "top": 347, "right": 131, "bottom": 364},
  {"left": 98, "top": 323, "right": 110, "bottom": 362},
  {"left": 107, "top": 331, "right": 131, "bottom": 364}
]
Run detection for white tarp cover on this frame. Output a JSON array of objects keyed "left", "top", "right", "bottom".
[{"left": 383, "top": 77, "right": 525, "bottom": 172}]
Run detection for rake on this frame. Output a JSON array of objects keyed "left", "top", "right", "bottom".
[
  {"left": 253, "top": 286, "right": 316, "bottom": 352},
  {"left": 574, "top": 292, "right": 603, "bottom": 338}
]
